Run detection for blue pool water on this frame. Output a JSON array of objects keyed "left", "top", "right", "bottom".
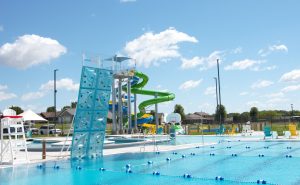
[{"left": 1, "top": 136, "right": 300, "bottom": 185}]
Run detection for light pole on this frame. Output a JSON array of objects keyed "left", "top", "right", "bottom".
[
  {"left": 214, "top": 77, "right": 219, "bottom": 132},
  {"left": 291, "top": 104, "right": 294, "bottom": 123},
  {"left": 214, "top": 77, "right": 219, "bottom": 108},
  {"left": 54, "top": 69, "right": 58, "bottom": 135},
  {"left": 216, "top": 59, "right": 222, "bottom": 126}
]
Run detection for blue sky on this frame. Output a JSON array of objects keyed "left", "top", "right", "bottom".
[{"left": 0, "top": 0, "right": 300, "bottom": 114}]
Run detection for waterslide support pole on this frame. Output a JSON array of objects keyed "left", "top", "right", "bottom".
[
  {"left": 155, "top": 93, "right": 159, "bottom": 134},
  {"left": 134, "top": 94, "right": 138, "bottom": 132},
  {"left": 127, "top": 77, "right": 132, "bottom": 133}
]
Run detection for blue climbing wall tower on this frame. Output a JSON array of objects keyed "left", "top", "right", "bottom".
[{"left": 71, "top": 66, "right": 113, "bottom": 159}]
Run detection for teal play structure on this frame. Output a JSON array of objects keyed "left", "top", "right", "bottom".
[{"left": 71, "top": 66, "right": 113, "bottom": 159}]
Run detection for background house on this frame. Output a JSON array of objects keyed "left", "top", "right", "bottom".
[
  {"left": 58, "top": 108, "right": 75, "bottom": 124},
  {"left": 183, "top": 112, "right": 213, "bottom": 124}
]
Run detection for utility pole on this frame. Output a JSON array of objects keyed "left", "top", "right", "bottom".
[{"left": 54, "top": 69, "right": 58, "bottom": 135}]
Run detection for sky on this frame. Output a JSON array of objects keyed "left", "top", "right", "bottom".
[{"left": 0, "top": 0, "right": 300, "bottom": 115}]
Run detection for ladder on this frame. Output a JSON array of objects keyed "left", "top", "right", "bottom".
[{"left": 1, "top": 117, "right": 29, "bottom": 165}]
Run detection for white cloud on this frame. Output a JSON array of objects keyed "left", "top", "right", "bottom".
[
  {"left": 246, "top": 101, "right": 260, "bottom": 107},
  {"left": 231, "top": 47, "right": 242, "bottom": 54},
  {"left": 181, "top": 56, "right": 203, "bottom": 69},
  {"left": 251, "top": 80, "right": 274, "bottom": 89},
  {"left": 0, "top": 91, "right": 17, "bottom": 101},
  {"left": 40, "top": 78, "right": 79, "bottom": 91},
  {"left": 181, "top": 51, "right": 223, "bottom": 70},
  {"left": 0, "top": 25, "right": 3, "bottom": 32},
  {"left": 124, "top": 27, "right": 198, "bottom": 68},
  {"left": 267, "top": 97, "right": 288, "bottom": 104},
  {"left": 21, "top": 91, "right": 45, "bottom": 101},
  {"left": 268, "top": 92, "right": 284, "bottom": 98},
  {"left": 204, "top": 86, "right": 215, "bottom": 95},
  {"left": 281, "top": 84, "right": 300, "bottom": 92},
  {"left": 224, "top": 59, "right": 263, "bottom": 71},
  {"left": 0, "top": 84, "right": 8, "bottom": 90},
  {"left": 155, "top": 84, "right": 168, "bottom": 92},
  {"left": 279, "top": 69, "right": 300, "bottom": 82},
  {"left": 240, "top": 92, "right": 248, "bottom": 96},
  {"left": 0, "top": 34, "right": 66, "bottom": 69},
  {"left": 258, "top": 44, "right": 288, "bottom": 57},
  {"left": 179, "top": 79, "right": 202, "bottom": 90}
]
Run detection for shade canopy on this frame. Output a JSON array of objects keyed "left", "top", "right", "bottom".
[{"left": 18, "top": 109, "right": 47, "bottom": 122}]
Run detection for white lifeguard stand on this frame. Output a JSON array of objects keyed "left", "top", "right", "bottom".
[{"left": 0, "top": 109, "right": 29, "bottom": 164}]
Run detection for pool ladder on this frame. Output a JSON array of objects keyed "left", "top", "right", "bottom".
[{"left": 139, "top": 133, "right": 159, "bottom": 152}]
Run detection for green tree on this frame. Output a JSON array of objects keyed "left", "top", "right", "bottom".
[
  {"left": 46, "top": 106, "right": 56, "bottom": 112},
  {"left": 215, "top": 104, "right": 227, "bottom": 123},
  {"left": 231, "top": 113, "right": 241, "bottom": 123},
  {"left": 71, "top": 101, "right": 77, "bottom": 108},
  {"left": 174, "top": 104, "right": 185, "bottom": 120},
  {"left": 240, "top": 112, "right": 250, "bottom": 122},
  {"left": 250, "top": 107, "right": 259, "bottom": 122},
  {"left": 9, "top": 106, "right": 24, "bottom": 114},
  {"left": 61, "top": 106, "right": 71, "bottom": 111}
]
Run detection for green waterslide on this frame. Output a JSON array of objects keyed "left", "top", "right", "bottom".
[{"left": 131, "top": 71, "right": 175, "bottom": 114}]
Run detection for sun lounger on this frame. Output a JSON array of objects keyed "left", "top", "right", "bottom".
[
  {"left": 271, "top": 131, "right": 278, "bottom": 139},
  {"left": 284, "top": 131, "right": 291, "bottom": 139}
]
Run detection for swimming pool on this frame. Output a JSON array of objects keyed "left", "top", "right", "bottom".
[{"left": 1, "top": 136, "right": 300, "bottom": 185}]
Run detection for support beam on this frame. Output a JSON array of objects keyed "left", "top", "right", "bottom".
[
  {"left": 118, "top": 79, "right": 123, "bottom": 133},
  {"left": 112, "top": 78, "right": 117, "bottom": 134},
  {"left": 127, "top": 77, "right": 132, "bottom": 133}
]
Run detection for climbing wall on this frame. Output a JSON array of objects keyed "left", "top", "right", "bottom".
[{"left": 71, "top": 66, "right": 113, "bottom": 159}]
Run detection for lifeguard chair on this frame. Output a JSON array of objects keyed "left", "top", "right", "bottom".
[{"left": 0, "top": 109, "right": 28, "bottom": 164}]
